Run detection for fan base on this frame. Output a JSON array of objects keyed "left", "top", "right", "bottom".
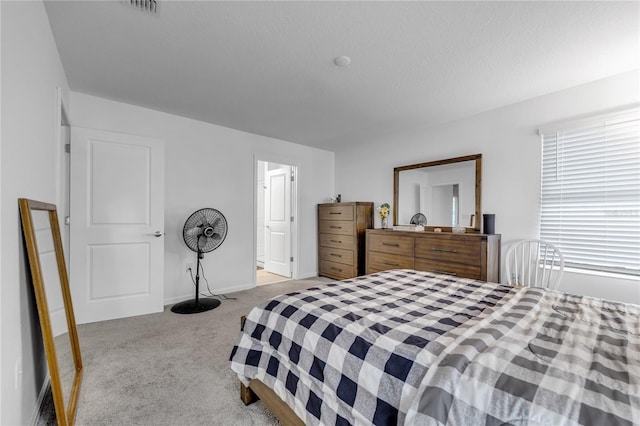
[{"left": 170, "top": 298, "right": 221, "bottom": 314}]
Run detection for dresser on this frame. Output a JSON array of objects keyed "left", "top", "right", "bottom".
[
  {"left": 366, "top": 229, "right": 501, "bottom": 282},
  {"left": 318, "top": 202, "right": 373, "bottom": 280}
]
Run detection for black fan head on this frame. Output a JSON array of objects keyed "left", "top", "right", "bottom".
[
  {"left": 183, "top": 208, "right": 228, "bottom": 253},
  {"left": 410, "top": 213, "right": 427, "bottom": 225}
]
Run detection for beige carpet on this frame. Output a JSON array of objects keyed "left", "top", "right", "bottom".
[
  {"left": 256, "top": 269, "right": 290, "bottom": 286},
  {"left": 62, "top": 276, "right": 332, "bottom": 426}
]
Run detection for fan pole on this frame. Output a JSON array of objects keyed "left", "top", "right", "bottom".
[
  {"left": 194, "top": 247, "right": 202, "bottom": 306},
  {"left": 170, "top": 238, "right": 221, "bottom": 314}
]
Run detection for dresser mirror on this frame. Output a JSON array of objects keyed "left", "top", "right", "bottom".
[
  {"left": 393, "top": 154, "right": 482, "bottom": 232},
  {"left": 19, "top": 199, "right": 82, "bottom": 426}
]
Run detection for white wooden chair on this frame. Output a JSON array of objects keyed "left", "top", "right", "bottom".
[{"left": 505, "top": 239, "right": 565, "bottom": 290}]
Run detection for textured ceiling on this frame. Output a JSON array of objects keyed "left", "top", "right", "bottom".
[{"left": 44, "top": 1, "right": 639, "bottom": 150}]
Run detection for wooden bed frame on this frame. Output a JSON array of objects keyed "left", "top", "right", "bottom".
[{"left": 239, "top": 316, "right": 304, "bottom": 426}]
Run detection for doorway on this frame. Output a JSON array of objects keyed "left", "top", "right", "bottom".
[
  {"left": 55, "top": 88, "right": 71, "bottom": 268},
  {"left": 256, "top": 160, "right": 297, "bottom": 285}
]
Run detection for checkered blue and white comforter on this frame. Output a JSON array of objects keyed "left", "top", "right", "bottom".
[{"left": 229, "top": 269, "right": 640, "bottom": 425}]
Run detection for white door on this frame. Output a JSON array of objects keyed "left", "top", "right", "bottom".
[
  {"left": 70, "top": 127, "right": 164, "bottom": 324},
  {"left": 264, "top": 166, "right": 291, "bottom": 277}
]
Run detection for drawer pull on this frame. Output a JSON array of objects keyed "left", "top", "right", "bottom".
[
  {"left": 382, "top": 242, "right": 400, "bottom": 247},
  {"left": 330, "top": 239, "right": 342, "bottom": 243},
  {"left": 433, "top": 270, "right": 457, "bottom": 276},
  {"left": 330, "top": 254, "right": 342, "bottom": 258},
  {"left": 330, "top": 226, "right": 342, "bottom": 229},
  {"left": 432, "top": 248, "right": 458, "bottom": 253},
  {"left": 383, "top": 262, "right": 400, "bottom": 267},
  {"left": 329, "top": 212, "right": 342, "bottom": 215},
  {"left": 331, "top": 267, "right": 342, "bottom": 272}
]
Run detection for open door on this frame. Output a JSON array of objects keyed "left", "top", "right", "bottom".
[
  {"left": 264, "top": 165, "right": 292, "bottom": 278},
  {"left": 70, "top": 127, "right": 165, "bottom": 324}
]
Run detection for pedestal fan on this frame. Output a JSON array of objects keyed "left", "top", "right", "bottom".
[{"left": 171, "top": 208, "right": 228, "bottom": 314}]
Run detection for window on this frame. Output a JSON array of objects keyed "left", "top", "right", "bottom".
[{"left": 539, "top": 109, "right": 640, "bottom": 276}]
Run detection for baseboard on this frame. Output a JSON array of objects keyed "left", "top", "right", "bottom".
[
  {"left": 30, "top": 376, "right": 51, "bottom": 426},
  {"left": 164, "top": 282, "right": 256, "bottom": 306},
  {"left": 296, "top": 271, "right": 319, "bottom": 280},
  {"left": 163, "top": 273, "right": 324, "bottom": 306}
]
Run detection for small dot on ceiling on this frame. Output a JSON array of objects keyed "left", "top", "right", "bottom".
[{"left": 334, "top": 56, "right": 351, "bottom": 67}]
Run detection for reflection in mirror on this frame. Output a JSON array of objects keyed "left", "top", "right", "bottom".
[
  {"left": 394, "top": 154, "right": 482, "bottom": 231},
  {"left": 430, "top": 183, "right": 459, "bottom": 226},
  {"left": 19, "top": 199, "right": 82, "bottom": 426},
  {"left": 33, "top": 210, "right": 75, "bottom": 416}
]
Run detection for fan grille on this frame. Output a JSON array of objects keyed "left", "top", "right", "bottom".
[
  {"left": 121, "top": 0, "right": 159, "bottom": 15},
  {"left": 410, "top": 213, "right": 427, "bottom": 225},
  {"left": 183, "top": 208, "right": 228, "bottom": 253}
]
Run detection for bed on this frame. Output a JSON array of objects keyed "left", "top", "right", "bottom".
[{"left": 229, "top": 269, "right": 639, "bottom": 425}]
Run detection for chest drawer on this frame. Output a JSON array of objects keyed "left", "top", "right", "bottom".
[
  {"left": 367, "top": 233, "right": 414, "bottom": 256},
  {"left": 367, "top": 251, "right": 414, "bottom": 274},
  {"left": 319, "top": 247, "right": 354, "bottom": 266},
  {"left": 319, "top": 233, "right": 355, "bottom": 250},
  {"left": 318, "top": 202, "right": 373, "bottom": 280},
  {"left": 415, "top": 235, "right": 480, "bottom": 265},
  {"left": 319, "top": 260, "right": 356, "bottom": 280},
  {"left": 318, "top": 204, "right": 354, "bottom": 221},
  {"left": 414, "top": 258, "right": 481, "bottom": 280},
  {"left": 319, "top": 220, "right": 354, "bottom": 236}
]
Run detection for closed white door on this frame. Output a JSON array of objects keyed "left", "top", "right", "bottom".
[
  {"left": 70, "top": 127, "right": 164, "bottom": 324},
  {"left": 264, "top": 166, "right": 291, "bottom": 277}
]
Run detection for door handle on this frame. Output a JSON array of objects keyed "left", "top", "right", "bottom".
[
  {"left": 153, "top": 231, "right": 165, "bottom": 237},
  {"left": 432, "top": 248, "right": 457, "bottom": 253}
]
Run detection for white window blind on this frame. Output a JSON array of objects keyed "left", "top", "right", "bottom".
[{"left": 540, "top": 109, "right": 640, "bottom": 276}]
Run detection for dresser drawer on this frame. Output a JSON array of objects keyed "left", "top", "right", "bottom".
[
  {"left": 318, "top": 204, "right": 354, "bottom": 221},
  {"left": 367, "top": 233, "right": 414, "bottom": 256},
  {"left": 319, "top": 247, "right": 354, "bottom": 266},
  {"left": 367, "top": 251, "right": 414, "bottom": 274},
  {"left": 319, "top": 220, "right": 354, "bottom": 236},
  {"left": 319, "top": 260, "right": 356, "bottom": 280},
  {"left": 415, "top": 235, "right": 480, "bottom": 265},
  {"left": 319, "top": 233, "right": 355, "bottom": 250},
  {"left": 414, "top": 258, "right": 481, "bottom": 280}
]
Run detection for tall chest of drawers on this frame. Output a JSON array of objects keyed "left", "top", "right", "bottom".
[
  {"left": 318, "top": 202, "right": 373, "bottom": 280},
  {"left": 366, "top": 229, "right": 501, "bottom": 282}
]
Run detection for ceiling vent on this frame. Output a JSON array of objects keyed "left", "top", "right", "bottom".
[{"left": 122, "top": 0, "right": 158, "bottom": 15}]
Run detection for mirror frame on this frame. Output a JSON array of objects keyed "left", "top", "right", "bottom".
[
  {"left": 393, "top": 154, "right": 482, "bottom": 232},
  {"left": 19, "top": 198, "right": 83, "bottom": 426}
]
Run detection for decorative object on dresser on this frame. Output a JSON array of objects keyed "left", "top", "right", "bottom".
[
  {"left": 410, "top": 212, "right": 427, "bottom": 225},
  {"left": 318, "top": 202, "right": 373, "bottom": 280},
  {"left": 483, "top": 213, "right": 495, "bottom": 234},
  {"left": 366, "top": 229, "right": 501, "bottom": 282},
  {"left": 377, "top": 202, "right": 390, "bottom": 229}
]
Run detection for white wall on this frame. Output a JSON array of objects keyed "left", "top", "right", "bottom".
[
  {"left": 1, "top": 1, "right": 71, "bottom": 424},
  {"left": 335, "top": 70, "right": 640, "bottom": 304},
  {"left": 69, "top": 92, "right": 335, "bottom": 303}
]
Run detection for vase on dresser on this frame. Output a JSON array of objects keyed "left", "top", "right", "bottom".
[{"left": 381, "top": 217, "right": 388, "bottom": 229}]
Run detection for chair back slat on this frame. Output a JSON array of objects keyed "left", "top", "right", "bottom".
[{"left": 505, "top": 239, "right": 565, "bottom": 290}]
